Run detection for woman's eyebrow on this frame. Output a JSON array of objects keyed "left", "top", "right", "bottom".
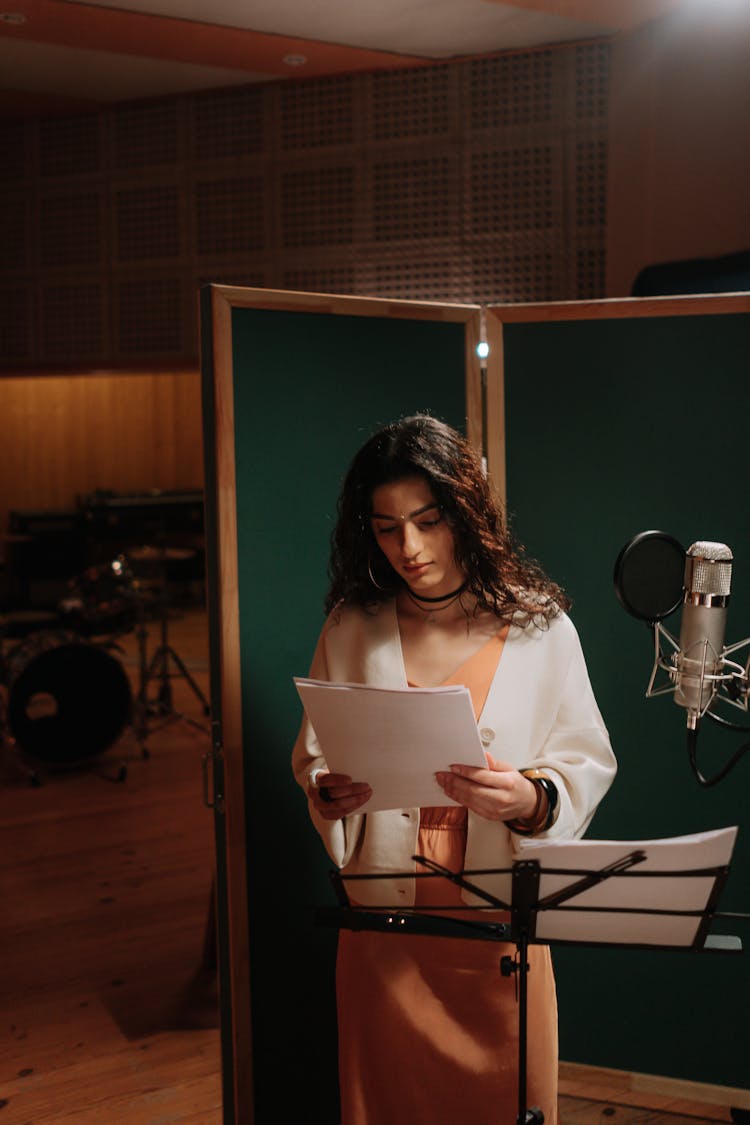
[{"left": 371, "top": 502, "right": 439, "bottom": 521}]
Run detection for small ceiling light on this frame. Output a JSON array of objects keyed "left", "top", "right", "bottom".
[
  {"left": 283, "top": 54, "right": 307, "bottom": 67},
  {"left": 0, "top": 12, "right": 27, "bottom": 23}
]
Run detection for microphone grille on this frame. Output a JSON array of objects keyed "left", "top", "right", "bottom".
[{"left": 685, "top": 541, "right": 733, "bottom": 596}]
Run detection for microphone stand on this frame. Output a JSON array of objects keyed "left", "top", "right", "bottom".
[{"left": 646, "top": 621, "right": 750, "bottom": 786}]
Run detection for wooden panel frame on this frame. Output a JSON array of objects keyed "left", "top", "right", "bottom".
[{"left": 202, "top": 284, "right": 484, "bottom": 1123}]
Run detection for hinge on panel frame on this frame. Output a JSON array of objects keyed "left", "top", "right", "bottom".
[{"left": 202, "top": 735, "right": 225, "bottom": 814}]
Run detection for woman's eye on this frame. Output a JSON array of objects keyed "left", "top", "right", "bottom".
[
  {"left": 375, "top": 525, "right": 396, "bottom": 536},
  {"left": 419, "top": 517, "right": 442, "bottom": 529}
]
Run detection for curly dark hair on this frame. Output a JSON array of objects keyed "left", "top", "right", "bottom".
[{"left": 325, "top": 414, "right": 569, "bottom": 626}]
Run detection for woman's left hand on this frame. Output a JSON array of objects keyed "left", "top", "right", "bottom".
[{"left": 436, "top": 753, "right": 538, "bottom": 822}]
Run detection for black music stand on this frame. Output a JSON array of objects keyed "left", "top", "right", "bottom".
[{"left": 317, "top": 840, "right": 746, "bottom": 1125}]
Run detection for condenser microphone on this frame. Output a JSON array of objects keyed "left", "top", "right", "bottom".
[{"left": 674, "top": 541, "right": 733, "bottom": 726}]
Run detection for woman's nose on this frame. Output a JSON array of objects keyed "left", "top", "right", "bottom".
[{"left": 401, "top": 521, "right": 422, "bottom": 556}]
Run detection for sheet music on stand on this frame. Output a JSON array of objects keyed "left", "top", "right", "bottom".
[
  {"left": 322, "top": 826, "right": 740, "bottom": 952},
  {"left": 516, "top": 825, "right": 739, "bottom": 950}
]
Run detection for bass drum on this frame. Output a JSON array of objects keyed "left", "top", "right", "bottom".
[{"left": 6, "top": 631, "right": 132, "bottom": 765}]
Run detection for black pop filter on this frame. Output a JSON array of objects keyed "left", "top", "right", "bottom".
[{"left": 614, "top": 530, "right": 685, "bottom": 622}]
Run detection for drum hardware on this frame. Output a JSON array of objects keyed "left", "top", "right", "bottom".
[
  {"left": 0, "top": 628, "right": 132, "bottom": 786},
  {"left": 58, "top": 555, "right": 136, "bottom": 640},
  {"left": 129, "top": 546, "right": 210, "bottom": 747}
]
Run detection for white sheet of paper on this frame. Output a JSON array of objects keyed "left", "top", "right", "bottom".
[
  {"left": 294, "top": 676, "right": 487, "bottom": 812},
  {"left": 517, "top": 826, "right": 738, "bottom": 947}
]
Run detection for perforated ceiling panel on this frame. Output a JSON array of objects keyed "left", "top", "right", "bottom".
[
  {"left": 40, "top": 192, "right": 102, "bottom": 267},
  {"left": 0, "top": 120, "right": 28, "bottom": 184},
  {"left": 575, "top": 42, "right": 610, "bottom": 121},
  {"left": 198, "top": 270, "right": 268, "bottom": 289},
  {"left": 469, "top": 51, "right": 558, "bottom": 130},
  {"left": 41, "top": 282, "right": 105, "bottom": 359},
  {"left": 575, "top": 138, "right": 607, "bottom": 229},
  {"left": 115, "top": 185, "right": 181, "bottom": 262},
  {"left": 1, "top": 40, "right": 610, "bottom": 367},
  {"left": 114, "top": 101, "right": 180, "bottom": 169},
  {"left": 281, "top": 165, "right": 356, "bottom": 248},
  {"left": 469, "top": 145, "right": 560, "bottom": 237},
  {"left": 39, "top": 115, "right": 101, "bottom": 177},
  {"left": 281, "top": 265, "right": 356, "bottom": 295},
  {"left": 0, "top": 285, "right": 31, "bottom": 362},
  {"left": 281, "top": 76, "right": 355, "bottom": 150},
  {"left": 371, "top": 66, "right": 452, "bottom": 141},
  {"left": 191, "top": 86, "right": 265, "bottom": 160},
  {"left": 116, "top": 276, "right": 184, "bottom": 355},
  {"left": 195, "top": 177, "right": 267, "bottom": 256},
  {"left": 1, "top": 193, "right": 27, "bottom": 271},
  {"left": 361, "top": 255, "right": 462, "bottom": 302},
  {"left": 372, "top": 152, "right": 459, "bottom": 243}
]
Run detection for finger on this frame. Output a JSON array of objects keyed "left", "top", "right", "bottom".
[
  {"left": 447, "top": 763, "right": 514, "bottom": 788},
  {"left": 319, "top": 780, "right": 371, "bottom": 801},
  {"left": 315, "top": 787, "right": 372, "bottom": 819},
  {"left": 436, "top": 770, "right": 517, "bottom": 820},
  {"left": 485, "top": 754, "right": 516, "bottom": 773}
]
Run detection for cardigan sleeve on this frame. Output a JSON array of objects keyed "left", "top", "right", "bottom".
[
  {"left": 521, "top": 615, "right": 616, "bottom": 841},
  {"left": 291, "top": 619, "right": 365, "bottom": 869}
]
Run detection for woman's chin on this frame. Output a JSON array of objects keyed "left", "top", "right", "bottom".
[{"left": 403, "top": 565, "right": 432, "bottom": 585}]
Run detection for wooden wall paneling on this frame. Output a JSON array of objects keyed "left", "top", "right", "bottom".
[{"left": 0, "top": 371, "right": 202, "bottom": 567}]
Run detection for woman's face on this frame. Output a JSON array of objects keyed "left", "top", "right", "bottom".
[{"left": 370, "top": 475, "right": 465, "bottom": 597}]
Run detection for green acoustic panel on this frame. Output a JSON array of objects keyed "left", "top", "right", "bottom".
[
  {"left": 228, "top": 305, "right": 469, "bottom": 1121},
  {"left": 502, "top": 310, "right": 750, "bottom": 1089}
]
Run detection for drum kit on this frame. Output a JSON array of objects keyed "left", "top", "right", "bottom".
[{"left": 0, "top": 542, "right": 209, "bottom": 785}]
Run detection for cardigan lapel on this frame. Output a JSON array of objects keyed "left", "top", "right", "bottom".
[{"left": 361, "top": 599, "right": 408, "bottom": 689}]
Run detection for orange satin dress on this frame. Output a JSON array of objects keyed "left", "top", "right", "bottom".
[{"left": 336, "top": 632, "right": 558, "bottom": 1125}]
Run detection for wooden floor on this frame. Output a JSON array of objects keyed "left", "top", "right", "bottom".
[
  {"left": 0, "top": 606, "right": 222, "bottom": 1124},
  {"left": 0, "top": 606, "right": 742, "bottom": 1124},
  {"left": 558, "top": 1064, "right": 739, "bottom": 1123}
]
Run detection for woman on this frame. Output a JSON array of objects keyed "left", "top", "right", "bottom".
[{"left": 292, "top": 414, "right": 616, "bottom": 1124}]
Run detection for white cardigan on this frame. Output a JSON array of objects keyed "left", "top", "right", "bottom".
[{"left": 292, "top": 600, "right": 616, "bottom": 907}]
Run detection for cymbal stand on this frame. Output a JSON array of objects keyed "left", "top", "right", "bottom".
[{"left": 133, "top": 571, "right": 210, "bottom": 749}]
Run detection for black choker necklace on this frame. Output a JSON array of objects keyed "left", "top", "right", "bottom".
[{"left": 406, "top": 582, "right": 466, "bottom": 604}]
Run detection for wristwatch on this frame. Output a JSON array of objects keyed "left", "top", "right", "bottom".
[{"left": 519, "top": 768, "right": 559, "bottom": 832}]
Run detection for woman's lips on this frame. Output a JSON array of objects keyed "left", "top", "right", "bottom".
[{"left": 403, "top": 562, "right": 430, "bottom": 577}]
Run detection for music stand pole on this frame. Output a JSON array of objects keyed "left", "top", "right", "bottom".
[
  {"left": 414, "top": 856, "right": 545, "bottom": 1123},
  {"left": 504, "top": 860, "right": 544, "bottom": 1125}
]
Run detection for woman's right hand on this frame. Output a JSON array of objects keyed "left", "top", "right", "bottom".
[{"left": 308, "top": 771, "right": 372, "bottom": 820}]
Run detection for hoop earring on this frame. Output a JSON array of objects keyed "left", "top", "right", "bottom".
[{"left": 367, "top": 555, "right": 386, "bottom": 591}]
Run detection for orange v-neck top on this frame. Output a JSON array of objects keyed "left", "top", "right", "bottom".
[{"left": 414, "top": 627, "right": 507, "bottom": 832}]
